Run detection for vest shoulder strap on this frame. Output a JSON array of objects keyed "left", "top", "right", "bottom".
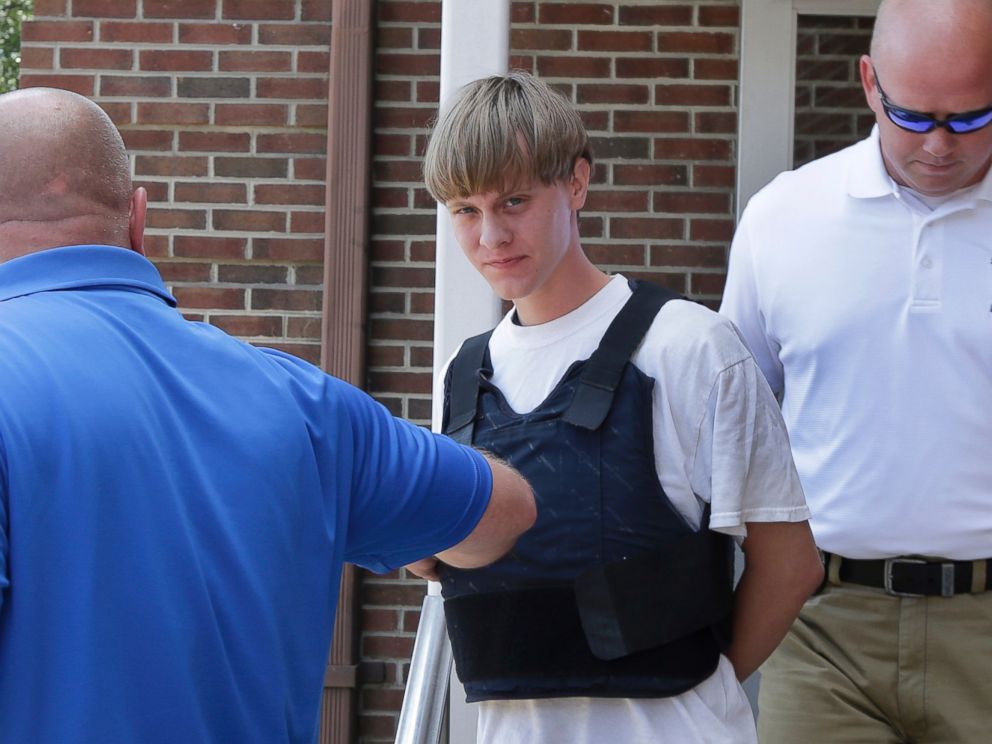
[
  {"left": 562, "top": 280, "right": 681, "bottom": 430},
  {"left": 444, "top": 329, "right": 494, "bottom": 445}
]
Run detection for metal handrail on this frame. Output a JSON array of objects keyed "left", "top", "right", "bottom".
[{"left": 394, "top": 593, "right": 452, "bottom": 744}]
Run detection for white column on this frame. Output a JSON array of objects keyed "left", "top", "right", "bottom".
[{"left": 431, "top": 1, "right": 510, "bottom": 741}]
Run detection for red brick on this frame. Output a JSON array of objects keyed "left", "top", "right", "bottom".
[
  {"left": 215, "top": 103, "right": 289, "bottom": 127},
  {"left": 73, "top": 0, "right": 136, "bottom": 17},
  {"left": 218, "top": 264, "right": 290, "bottom": 284},
  {"left": 613, "top": 163, "right": 688, "bottom": 186},
  {"left": 369, "top": 293, "right": 406, "bottom": 316},
  {"left": 408, "top": 342, "right": 432, "bottom": 364},
  {"left": 358, "top": 714, "right": 398, "bottom": 739},
  {"left": 512, "top": 1, "right": 535, "bottom": 23},
  {"left": 140, "top": 50, "right": 213, "bottom": 72},
  {"left": 135, "top": 155, "right": 209, "bottom": 178},
  {"left": 583, "top": 190, "right": 649, "bottom": 212},
  {"left": 690, "top": 272, "right": 726, "bottom": 295},
  {"left": 614, "top": 110, "right": 689, "bottom": 134},
  {"left": 370, "top": 318, "right": 434, "bottom": 342},
  {"left": 285, "top": 316, "right": 322, "bottom": 339},
  {"left": 99, "top": 21, "right": 173, "bottom": 43},
  {"left": 178, "top": 131, "right": 251, "bottom": 152},
  {"left": 174, "top": 236, "right": 248, "bottom": 259},
  {"left": 301, "top": 0, "right": 332, "bottom": 22},
  {"left": 257, "top": 77, "right": 329, "bottom": 100},
  {"left": 370, "top": 240, "right": 406, "bottom": 263},
  {"left": 60, "top": 48, "right": 133, "bottom": 70},
  {"left": 657, "top": 31, "right": 735, "bottom": 54},
  {"left": 610, "top": 217, "right": 684, "bottom": 240},
  {"left": 651, "top": 244, "right": 727, "bottom": 269},
  {"left": 258, "top": 23, "right": 330, "bottom": 46},
  {"left": 578, "top": 30, "right": 653, "bottom": 52},
  {"left": 218, "top": 50, "right": 292, "bottom": 72},
  {"left": 540, "top": 3, "right": 613, "bottom": 24},
  {"left": 290, "top": 211, "right": 325, "bottom": 233},
  {"left": 377, "top": 26, "right": 413, "bottom": 49},
  {"left": 293, "top": 157, "right": 327, "bottom": 181},
  {"left": 19, "top": 47, "right": 55, "bottom": 69},
  {"left": 583, "top": 243, "right": 645, "bottom": 266},
  {"left": 21, "top": 20, "right": 94, "bottom": 42},
  {"left": 257, "top": 133, "right": 326, "bottom": 155},
  {"left": 120, "top": 129, "right": 174, "bottom": 150},
  {"left": 297, "top": 51, "right": 330, "bottom": 74},
  {"left": 211, "top": 315, "right": 284, "bottom": 337},
  {"left": 374, "top": 106, "right": 435, "bottom": 130},
  {"left": 215, "top": 157, "right": 289, "bottom": 178},
  {"left": 616, "top": 57, "right": 689, "bottom": 79},
  {"left": 156, "top": 262, "right": 211, "bottom": 283},
  {"left": 223, "top": 0, "right": 294, "bottom": 19},
  {"left": 255, "top": 184, "right": 325, "bottom": 206},
  {"left": 656, "top": 83, "right": 731, "bottom": 107},
  {"left": 416, "top": 27, "right": 441, "bottom": 50},
  {"left": 175, "top": 182, "right": 248, "bottom": 204},
  {"left": 252, "top": 238, "right": 324, "bottom": 262},
  {"left": 146, "top": 208, "right": 207, "bottom": 230},
  {"left": 137, "top": 102, "right": 210, "bottom": 125},
  {"left": 692, "top": 164, "right": 735, "bottom": 188},
  {"left": 179, "top": 22, "right": 252, "bottom": 44},
  {"left": 509, "top": 54, "right": 536, "bottom": 73},
  {"left": 368, "top": 371, "right": 431, "bottom": 395},
  {"left": 251, "top": 289, "right": 323, "bottom": 312},
  {"left": 376, "top": 53, "right": 440, "bottom": 76},
  {"left": 690, "top": 218, "right": 734, "bottom": 242},
  {"left": 32, "top": 0, "right": 67, "bottom": 14},
  {"left": 699, "top": 5, "right": 740, "bottom": 27},
  {"left": 618, "top": 5, "right": 693, "bottom": 25},
  {"left": 694, "top": 57, "right": 738, "bottom": 81},
  {"left": 695, "top": 111, "right": 737, "bottom": 134},
  {"left": 294, "top": 266, "right": 324, "bottom": 285},
  {"left": 577, "top": 83, "right": 649, "bottom": 105},
  {"left": 654, "top": 137, "right": 732, "bottom": 162},
  {"left": 511, "top": 28, "right": 573, "bottom": 51},
  {"left": 579, "top": 110, "right": 610, "bottom": 131},
  {"left": 537, "top": 55, "right": 611, "bottom": 79},
  {"left": 653, "top": 191, "right": 730, "bottom": 214},
  {"left": 19, "top": 74, "right": 94, "bottom": 95},
  {"left": 295, "top": 104, "right": 328, "bottom": 128},
  {"left": 415, "top": 80, "right": 439, "bottom": 103},
  {"left": 360, "top": 687, "right": 406, "bottom": 712},
  {"left": 144, "top": 0, "right": 217, "bottom": 19},
  {"left": 173, "top": 287, "right": 247, "bottom": 310},
  {"left": 99, "top": 102, "right": 133, "bottom": 126},
  {"left": 213, "top": 210, "right": 288, "bottom": 233},
  {"left": 378, "top": 2, "right": 441, "bottom": 23},
  {"left": 372, "top": 188, "right": 408, "bottom": 209},
  {"left": 136, "top": 181, "right": 170, "bottom": 202},
  {"left": 375, "top": 79, "right": 412, "bottom": 103}
]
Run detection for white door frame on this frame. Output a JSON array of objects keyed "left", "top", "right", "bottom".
[{"left": 737, "top": 0, "right": 881, "bottom": 219}]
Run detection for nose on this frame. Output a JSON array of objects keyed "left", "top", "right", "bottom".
[
  {"left": 922, "top": 126, "right": 955, "bottom": 159},
  {"left": 479, "top": 213, "right": 511, "bottom": 251}
]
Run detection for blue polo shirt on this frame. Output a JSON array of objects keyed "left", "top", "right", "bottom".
[{"left": 0, "top": 245, "right": 492, "bottom": 743}]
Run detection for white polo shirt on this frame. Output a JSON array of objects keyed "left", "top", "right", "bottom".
[{"left": 721, "top": 128, "right": 992, "bottom": 560}]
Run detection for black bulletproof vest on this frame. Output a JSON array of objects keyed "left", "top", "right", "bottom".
[{"left": 439, "top": 281, "right": 734, "bottom": 702}]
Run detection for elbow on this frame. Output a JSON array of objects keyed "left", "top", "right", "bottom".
[{"left": 799, "top": 552, "right": 825, "bottom": 600}]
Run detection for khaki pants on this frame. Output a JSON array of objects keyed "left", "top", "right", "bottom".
[{"left": 757, "top": 582, "right": 992, "bottom": 743}]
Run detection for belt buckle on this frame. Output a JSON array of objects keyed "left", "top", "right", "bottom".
[{"left": 883, "top": 558, "right": 927, "bottom": 597}]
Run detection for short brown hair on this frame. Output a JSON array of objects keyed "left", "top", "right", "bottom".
[{"left": 423, "top": 71, "right": 592, "bottom": 204}]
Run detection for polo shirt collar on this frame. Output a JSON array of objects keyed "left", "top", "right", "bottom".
[
  {"left": 846, "top": 126, "right": 896, "bottom": 199},
  {"left": 0, "top": 244, "right": 177, "bottom": 306}
]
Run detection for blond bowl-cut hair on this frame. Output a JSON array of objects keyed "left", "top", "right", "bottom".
[{"left": 423, "top": 71, "right": 592, "bottom": 205}]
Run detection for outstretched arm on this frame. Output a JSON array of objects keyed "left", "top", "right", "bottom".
[
  {"left": 726, "top": 520, "right": 823, "bottom": 680},
  {"left": 406, "top": 453, "right": 535, "bottom": 580}
]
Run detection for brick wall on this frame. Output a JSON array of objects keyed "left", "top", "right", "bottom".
[
  {"left": 20, "top": 0, "right": 332, "bottom": 364},
  {"left": 793, "top": 13, "right": 874, "bottom": 167}
]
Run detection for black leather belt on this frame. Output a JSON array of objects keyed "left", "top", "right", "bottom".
[{"left": 823, "top": 552, "right": 992, "bottom": 597}]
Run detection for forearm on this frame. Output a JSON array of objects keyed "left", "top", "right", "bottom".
[{"left": 725, "top": 521, "right": 823, "bottom": 680}]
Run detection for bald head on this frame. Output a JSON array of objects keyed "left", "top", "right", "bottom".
[
  {"left": 871, "top": 0, "right": 992, "bottom": 69},
  {"left": 0, "top": 87, "right": 140, "bottom": 260}
]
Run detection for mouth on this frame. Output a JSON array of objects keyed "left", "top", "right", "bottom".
[{"left": 484, "top": 255, "right": 526, "bottom": 270}]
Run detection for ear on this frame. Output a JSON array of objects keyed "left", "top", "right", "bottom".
[
  {"left": 569, "top": 157, "right": 591, "bottom": 211},
  {"left": 128, "top": 186, "right": 147, "bottom": 256},
  {"left": 859, "top": 55, "right": 879, "bottom": 113}
]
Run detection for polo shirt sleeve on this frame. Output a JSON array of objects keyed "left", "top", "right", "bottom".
[
  {"left": 332, "top": 379, "right": 493, "bottom": 573},
  {"left": 0, "top": 437, "right": 8, "bottom": 612},
  {"left": 720, "top": 207, "right": 785, "bottom": 395}
]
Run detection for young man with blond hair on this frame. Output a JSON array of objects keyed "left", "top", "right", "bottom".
[{"left": 408, "top": 72, "right": 823, "bottom": 743}]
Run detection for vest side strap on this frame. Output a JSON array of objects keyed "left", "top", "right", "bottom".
[{"left": 445, "top": 330, "right": 493, "bottom": 445}]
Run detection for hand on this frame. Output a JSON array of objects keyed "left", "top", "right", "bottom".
[{"left": 405, "top": 556, "right": 440, "bottom": 581}]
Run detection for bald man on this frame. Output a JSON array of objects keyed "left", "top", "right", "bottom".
[
  {"left": 0, "top": 87, "right": 535, "bottom": 743},
  {"left": 721, "top": 0, "right": 992, "bottom": 741}
]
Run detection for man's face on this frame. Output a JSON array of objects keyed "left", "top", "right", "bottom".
[
  {"left": 861, "top": 55, "right": 992, "bottom": 196},
  {"left": 444, "top": 160, "right": 589, "bottom": 307}
]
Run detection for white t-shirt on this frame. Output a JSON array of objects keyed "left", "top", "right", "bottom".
[
  {"left": 721, "top": 127, "right": 992, "bottom": 559},
  {"left": 461, "top": 274, "right": 809, "bottom": 744}
]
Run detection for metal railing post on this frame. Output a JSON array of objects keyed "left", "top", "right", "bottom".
[{"left": 394, "top": 594, "right": 453, "bottom": 744}]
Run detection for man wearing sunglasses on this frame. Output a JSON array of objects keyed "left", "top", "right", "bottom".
[{"left": 721, "top": 0, "right": 992, "bottom": 741}]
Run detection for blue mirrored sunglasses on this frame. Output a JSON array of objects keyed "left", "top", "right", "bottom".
[{"left": 873, "top": 65, "right": 992, "bottom": 134}]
